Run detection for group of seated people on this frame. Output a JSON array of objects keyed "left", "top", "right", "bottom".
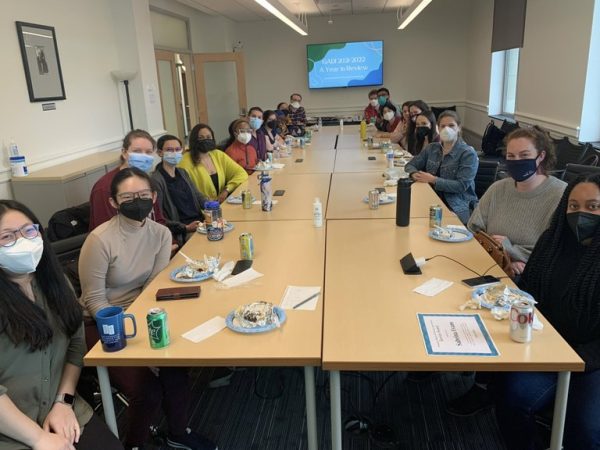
[{"left": 1, "top": 86, "right": 599, "bottom": 450}]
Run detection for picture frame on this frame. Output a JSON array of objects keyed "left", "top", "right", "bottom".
[{"left": 16, "top": 21, "right": 66, "bottom": 102}]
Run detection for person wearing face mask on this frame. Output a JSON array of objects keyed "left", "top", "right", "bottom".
[
  {"left": 363, "top": 89, "right": 380, "bottom": 124},
  {"left": 406, "top": 100, "right": 431, "bottom": 155},
  {"left": 79, "top": 168, "right": 218, "bottom": 450},
  {"left": 262, "top": 110, "right": 285, "bottom": 153},
  {"left": 446, "top": 127, "right": 566, "bottom": 418},
  {"left": 225, "top": 119, "right": 259, "bottom": 174},
  {"left": 151, "top": 134, "right": 207, "bottom": 245},
  {"left": 179, "top": 123, "right": 248, "bottom": 203},
  {"left": 0, "top": 200, "right": 123, "bottom": 450},
  {"left": 287, "top": 93, "right": 306, "bottom": 137},
  {"left": 374, "top": 102, "right": 403, "bottom": 144},
  {"left": 88, "top": 129, "right": 166, "bottom": 231},
  {"left": 413, "top": 110, "right": 440, "bottom": 155},
  {"left": 246, "top": 106, "right": 267, "bottom": 161},
  {"left": 492, "top": 174, "right": 600, "bottom": 450},
  {"left": 405, "top": 110, "right": 478, "bottom": 224}
]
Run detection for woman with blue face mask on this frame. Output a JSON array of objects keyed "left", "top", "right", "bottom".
[
  {"left": 151, "top": 134, "right": 207, "bottom": 243},
  {"left": 0, "top": 200, "right": 123, "bottom": 450},
  {"left": 247, "top": 106, "right": 267, "bottom": 161},
  {"left": 493, "top": 174, "right": 600, "bottom": 450}
]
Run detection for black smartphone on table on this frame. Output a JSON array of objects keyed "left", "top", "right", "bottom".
[
  {"left": 461, "top": 275, "right": 501, "bottom": 288},
  {"left": 273, "top": 190, "right": 285, "bottom": 196},
  {"left": 368, "top": 156, "right": 376, "bottom": 161},
  {"left": 295, "top": 158, "right": 304, "bottom": 163},
  {"left": 232, "top": 259, "right": 253, "bottom": 275}
]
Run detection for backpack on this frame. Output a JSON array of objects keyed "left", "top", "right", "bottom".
[
  {"left": 47, "top": 203, "right": 91, "bottom": 242},
  {"left": 481, "top": 120, "right": 506, "bottom": 157}
]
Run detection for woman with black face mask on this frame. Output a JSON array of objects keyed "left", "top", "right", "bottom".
[
  {"left": 413, "top": 110, "right": 440, "bottom": 155},
  {"left": 79, "top": 168, "right": 217, "bottom": 450},
  {"left": 179, "top": 123, "right": 248, "bottom": 203},
  {"left": 492, "top": 173, "right": 600, "bottom": 450},
  {"left": 262, "top": 110, "right": 285, "bottom": 154}
]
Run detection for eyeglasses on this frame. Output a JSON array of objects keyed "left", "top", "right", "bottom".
[
  {"left": 0, "top": 223, "right": 40, "bottom": 247},
  {"left": 117, "top": 189, "right": 153, "bottom": 203}
]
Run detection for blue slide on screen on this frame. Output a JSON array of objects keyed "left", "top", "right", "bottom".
[{"left": 307, "top": 40, "right": 383, "bottom": 89}]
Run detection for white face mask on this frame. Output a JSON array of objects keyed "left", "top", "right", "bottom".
[
  {"left": 0, "top": 236, "right": 44, "bottom": 274},
  {"left": 383, "top": 111, "right": 395, "bottom": 122},
  {"left": 237, "top": 132, "right": 252, "bottom": 145},
  {"left": 440, "top": 126, "right": 458, "bottom": 143},
  {"left": 370, "top": 99, "right": 379, "bottom": 107},
  {"left": 291, "top": 101, "right": 301, "bottom": 109}
]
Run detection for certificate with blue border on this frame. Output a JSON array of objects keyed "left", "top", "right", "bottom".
[{"left": 417, "top": 313, "right": 499, "bottom": 357}]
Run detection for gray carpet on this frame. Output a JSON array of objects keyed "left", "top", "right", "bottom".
[{"left": 108, "top": 368, "right": 508, "bottom": 449}]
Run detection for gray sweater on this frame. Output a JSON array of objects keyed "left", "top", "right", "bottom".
[{"left": 468, "top": 176, "right": 566, "bottom": 262}]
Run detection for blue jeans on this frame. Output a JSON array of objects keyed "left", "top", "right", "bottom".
[{"left": 493, "top": 370, "right": 600, "bottom": 450}]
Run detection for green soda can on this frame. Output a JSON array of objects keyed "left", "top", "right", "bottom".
[
  {"left": 239, "top": 232, "right": 254, "bottom": 260},
  {"left": 147, "top": 307, "right": 170, "bottom": 349}
]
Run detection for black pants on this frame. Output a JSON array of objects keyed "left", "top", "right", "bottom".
[{"left": 76, "top": 414, "right": 124, "bottom": 450}]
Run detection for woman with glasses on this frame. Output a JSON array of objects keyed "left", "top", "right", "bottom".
[
  {"left": 225, "top": 119, "right": 259, "bottom": 174},
  {"left": 179, "top": 123, "right": 248, "bottom": 203},
  {"left": 151, "top": 134, "right": 207, "bottom": 243},
  {"left": 79, "top": 167, "right": 217, "bottom": 450},
  {"left": 0, "top": 200, "right": 122, "bottom": 450}
]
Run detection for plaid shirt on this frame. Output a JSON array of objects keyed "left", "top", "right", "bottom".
[{"left": 288, "top": 106, "right": 306, "bottom": 136}]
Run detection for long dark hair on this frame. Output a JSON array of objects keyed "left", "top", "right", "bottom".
[
  {"left": 415, "top": 110, "right": 438, "bottom": 154},
  {"left": 407, "top": 100, "right": 431, "bottom": 155},
  {"left": 189, "top": 123, "right": 216, "bottom": 165},
  {"left": 0, "top": 201, "right": 82, "bottom": 350},
  {"left": 110, "top": 167, "right": 156, "bottom": 201},
  {"left": 520, "top": 174, "right": 600, "bottom": 339}
]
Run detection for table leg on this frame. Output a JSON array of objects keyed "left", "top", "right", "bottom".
[
  {"left": 330, "top": 370, "right": 342, "bottom": 450},
  {"left": 303, "top": 366, "right": 318, "bottom": 450},
  {"left": 549, "top": 371, "right": 571, "bottom": 450},
  {"left": 97, "top": 366, "right": 118, "bottom": 437}
]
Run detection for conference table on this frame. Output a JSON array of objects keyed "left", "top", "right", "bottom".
[{"left": 85, "top": 124, "right": 583, "bottom": 450}]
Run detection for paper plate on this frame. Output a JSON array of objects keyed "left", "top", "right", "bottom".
[
  {"left": 225, "top": 306, "right": 287, "bottom": 334},
  {"left": 429, "top": 226, "right": 473, "bottom": 242},
  {"left": 226, "top": 195, "right": 256, "bottom": 205},
  {"left": 170, "top": 265, "right": 213, "bottom": 283},
  {"left": 196, "top": 222, "right": 234, "bottom": 234}
]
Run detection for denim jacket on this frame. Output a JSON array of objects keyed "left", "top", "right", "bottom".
[{"left": 405, "top": 139, "right": 479, "bottom": 221}]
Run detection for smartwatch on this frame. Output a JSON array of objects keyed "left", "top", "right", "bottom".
[{"left": 54, "top": 393, "right": 75, "bottom": 407}]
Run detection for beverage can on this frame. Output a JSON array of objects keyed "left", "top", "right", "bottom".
[
  {"left": 239, "top": 233, "right": 254, "bottom": 260},
  {"left": 429, "top": 205, "right": 443, "bottom": 228},
  {"left": 368, "top": 189, "right": 380, "bottom": 210},
  {"left": 147, "top": 308, "right": 170, "bottom": 349},
  {"left": 509, "top": 301, "right": 534, "bottom": 343},
  {"left": 242, "top": 190, "right": 252, "bottom": 209}
]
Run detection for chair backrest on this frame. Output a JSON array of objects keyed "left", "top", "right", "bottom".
[
  {"left": 562, "top": 163, "right": 600, "bottom": 185},
  {"left": 553, "top": 137, "right": 588, "bottom": 171},
  {"left": 475, "top": 160, "right": 500, "bottom": 198},
  {"left": 431, "top": 105, "right": 456, "bottom": 120},
  {"left": 47, "top": 202, "right": 90, "bottom": 242}
]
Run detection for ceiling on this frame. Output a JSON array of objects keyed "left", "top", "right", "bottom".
[{"left": 174, "top": 0, "right": 415, "bottom": 22}]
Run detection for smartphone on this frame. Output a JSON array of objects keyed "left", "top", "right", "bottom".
[
  {"left": 368, "top": 156, "right": 376, "bottom": 161},
  {"left": 156, "top": 286, "right": 200, "bottom": 301},
  {"left": 295, "top": 158, "right": 304, "bottom": 163},
  {"left": 461, "top": 275, "right": 501, "bottom": 288},
  {"left": 232, "top": 259, "right": 253, "bottom": 275},
  {"left": 273, "top": 190, "right": 285, "bottom": 196}
]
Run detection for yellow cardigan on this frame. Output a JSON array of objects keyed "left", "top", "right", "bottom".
[{"left": 178, "top": 150, "right": 248, "bottom": 200}]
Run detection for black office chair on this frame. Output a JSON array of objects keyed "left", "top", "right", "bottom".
[
  {"left": 474, "top": 160, "right": 500, "bottom": 198},
  {"left": 431, "top": 105, "right": 456, "bottom": 120},
  {"left": 562, "top": 163, "right": 600, "bottom": 184},
  {"left": 552, "top": 137, "right": 589, "bottom": 172}
]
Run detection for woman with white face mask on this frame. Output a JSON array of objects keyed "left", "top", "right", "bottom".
[
  {"left": 225, "top": 118, "right": 259, "bottom": 174},
  {"left": 363, "top": 89, "right": 380, "bottom": 124},
  {"left": 375, "top": 102, "right": 404, "bottom": 145},
  {"left": 405, "top": 110, "right": 479, "bottom": 224},
  {"left": 0, "top": 200, "right": 123, "bottom": 450}
]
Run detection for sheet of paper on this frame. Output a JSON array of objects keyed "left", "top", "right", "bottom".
[
  {"left": 182, "top": 316, "right": 226, "bottom": 343},
  {"left": 252, "top": 200, "right": 279, "bottom": 205},
  {"left": 271, "top": 163, "right": 285, "bottom": 169},
  {"left": 413, "top": 278, "right": 453, "bottom": 297},
  {"left": 280, "top": 285, "right": 321, "bottom": 310},
  {"left": 222, "top": 268, "right": 264, "bottom": 288},
  {"left": 417, "top": 313, "right": 499, "bottom": 356}
]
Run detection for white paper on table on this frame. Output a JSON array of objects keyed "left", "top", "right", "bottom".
[
  {"left": 271, "top": 163, "right": 285, "bottom": 169},
  {"left": 252, "top": 200, "right": 279, "bottom": 205},
  {"left": 182, "top": 316, "right": 226, "bottom": 343},
  {"left": 221, "top": 268, "right": 264, "bottom": 288},
  {"left": 413, "top": 278, "right": 453, "bottom": 297},
  {"left": 280, "top": 286, "right": 321, "bottom": 310},
  {"left": 417, "top": 313, "right": 499, "bottom": 356}
]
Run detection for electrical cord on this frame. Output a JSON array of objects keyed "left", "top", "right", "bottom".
[{"left": 426, "top": 254, "right": 499, "bottom": 278}]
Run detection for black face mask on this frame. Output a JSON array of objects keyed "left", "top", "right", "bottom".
[
  {"left": 566, "top": 212, "right": 600, "bottom": 244},
  {"left": 195, "top": 139, "right": 215, "bottom": 154},
  {"left": 416, "top": 126, "right": 430, "bottom": 139},
  {"left": 267, "top": 120, "right": 278, "bottom": 130},
  {"left": 119, "top": 198, "right": 153, "bottom": 222}
]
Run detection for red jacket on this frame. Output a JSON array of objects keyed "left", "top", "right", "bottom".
[
  {"left": 363, "top": 104, "right": 379, "bottom": 123},
  {"left": 225, "top": 141, "right": 258, "bottom": 174}
]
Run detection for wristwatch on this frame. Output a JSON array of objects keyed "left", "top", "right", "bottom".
[{"left": 54, "top": 393, "right": 75, "bottom": 407}]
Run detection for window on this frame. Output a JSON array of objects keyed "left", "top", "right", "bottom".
[{"left": 489, "top": 48, "right": 520, "bottom": 117}]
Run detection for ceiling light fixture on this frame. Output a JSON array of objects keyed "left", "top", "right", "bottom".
[
  {"left": 397, "top": 0, "right": 432, "bottom": 30},
  {"left": 254, "top": 0, "right": 308, "bottom": 36}
]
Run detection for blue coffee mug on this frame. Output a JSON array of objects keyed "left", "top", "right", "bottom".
[{"left": 95, "top": 306, "right": 137, "bottom": 352}]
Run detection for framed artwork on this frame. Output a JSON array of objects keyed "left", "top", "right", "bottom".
[{"left": 16, "top": 21, "right": 66, "bottom": 102}]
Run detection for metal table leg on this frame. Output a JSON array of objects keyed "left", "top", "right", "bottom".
[
  {"left": 97, "top": 366, "right": 118, "bottom": 437},
  {"left": 330, "top": 370, "right": 342, "bottom": 450},
  {"left": 549, "top": 371, "right": 571, "bottom": 450},
  {"left": 304, "top": 366, "right": 318, "bottom": 450}
]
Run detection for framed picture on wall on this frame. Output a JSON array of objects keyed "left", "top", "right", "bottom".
[{"left": 16, "top": 21, "right": 66, "bottom": 102}]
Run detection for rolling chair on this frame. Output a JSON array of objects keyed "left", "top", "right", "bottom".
[{"left": 474, "top": 160, "right": 500, "bottom": 198}]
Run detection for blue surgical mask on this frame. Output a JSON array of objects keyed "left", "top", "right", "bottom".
[
  {"left": 163, "top": 151, "right": 183, "bottom": 166},
  {"left": 505, "top": 158, "right": 538, "bottom": 182},
  {"left": 249, "top": 117, "right": 263, "bottom": 130},
  {"left": 128, "top": 152, "right": 155, "bottom": 172},
  {"left": 378, "top": 96, "right": 387, "bottom": 106}
]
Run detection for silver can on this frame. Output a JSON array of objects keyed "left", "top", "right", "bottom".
[
  {"left": 429, "top": 205, "right": 443, "bottom": 228},
  {"left": 509, "top": 301, "right": 534, "bottom": 343},
  {"left": 368, "top": 189, "right": 380, "bottom": 210}
]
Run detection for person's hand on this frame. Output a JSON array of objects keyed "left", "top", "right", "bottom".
[
  {"left": 491, "top": 235, "right": 507, "bottom": 246},
  {"left": 217, "top": 190, "right": 229, "bottom": 204},
  {"left": 510, "top": 261, "right": 526, "bottom": 275},
  {"left": 42, "top": 402, "right": 79, "bottom": 444},
  {"left": 412, "top": 171, "right": 436, "bottom": 184},
  {"left": 32, "top": 430, "right": 75, "bottom": 450},
  {"left": 185, "top": 221, "right": 200, "bottom": 232}
]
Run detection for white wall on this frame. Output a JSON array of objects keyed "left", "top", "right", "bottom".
[
  {"left": 0, "top": 0, "right": 163, "bottom": 199},
  {"left": 233, "top": 0, "right": 471, "bottom": 118}
]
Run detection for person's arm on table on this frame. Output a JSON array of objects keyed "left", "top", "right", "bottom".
[
  {"left": 433, "top": 150, "right": 478, "bottom": 194},
  {"left": 78, "top": 234, "right": 110, "bottom": 319},
  {"left": 220, "top": 153, "right": 249, "bottom": 201}
]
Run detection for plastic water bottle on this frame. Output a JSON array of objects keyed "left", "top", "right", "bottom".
[
  {"left": 360, "top": 120, "right": 367, "bottom": 141},
  {"left": 259, "top": 173, "right": 273, "bottom": 212},
  {"left": 396, "top": 178, "right": 412, "bottom": 227},
  {"left": 8, "top": 139, "right": 19, "bottom": 157},
  {"left": 313, "top": 198, "right": 323, "bottom": 228},
  {"left": 339, "top": 118, "right": 344, "bottom": 130},
  {"left": 203, "top": 201, "right": 224, "bottom": 241},
  {"left": 318, "top": 117, "right": 322, "bottom": 130}
]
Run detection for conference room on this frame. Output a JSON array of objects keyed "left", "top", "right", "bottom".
[{"left": 2, "top": 0, "right": 600, "bottom": 449}]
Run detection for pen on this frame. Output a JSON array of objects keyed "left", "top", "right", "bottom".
[{"left": 293, "top": 292, "right": 320, "bottom": 309}]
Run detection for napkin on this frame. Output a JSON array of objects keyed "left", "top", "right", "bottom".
[
  {"left": 271, "top": 163, "right": 285, "bottom": 169},
  {"left": 413, "top": 278, "right": 454, "bottom": 297},
  {"left": 182, "top": 316, "right": 226, "bottom": 343},
  {"left": 280, "top": 286, "right": 321, "bottom": 310},
  {"left": 252, "top": 200, "right": 279, "bottom": 205},
  {"left": 222, "top": 268, "right": 264, "bottom": 288}
]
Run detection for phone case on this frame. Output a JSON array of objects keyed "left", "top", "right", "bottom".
[
  {"left": 156, "top": 286, "right": 200, "bottom": 301},
  {"left": 232, "top": 260, "right": 253, "bottom": 275}
]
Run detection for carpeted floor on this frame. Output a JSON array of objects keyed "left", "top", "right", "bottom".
[{"left": 105, "top": 367, "right": 509, "bottom": 449}]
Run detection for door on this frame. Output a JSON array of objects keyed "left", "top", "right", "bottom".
[{"left": 193, "top": 52, "right": 247, "bottom": 145}]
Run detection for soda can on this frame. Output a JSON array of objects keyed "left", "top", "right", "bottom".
[
  {"left": 429, "top": 205, "right": 443, "bottom": 228},
  {"left": 147, "top": 307, "right": 170, "bottom": 349},
  {"left": 239, "top": 233, "right": 254, "bottom": 260},
  {"left": 368, "top": 189, "right": 380, "bottom": 210},
  {"left": 509, "top": 301, "right": 534, "bottom": 343},
  {"left": 242, "top": 190, "right": 252, "bottom": 209}
]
